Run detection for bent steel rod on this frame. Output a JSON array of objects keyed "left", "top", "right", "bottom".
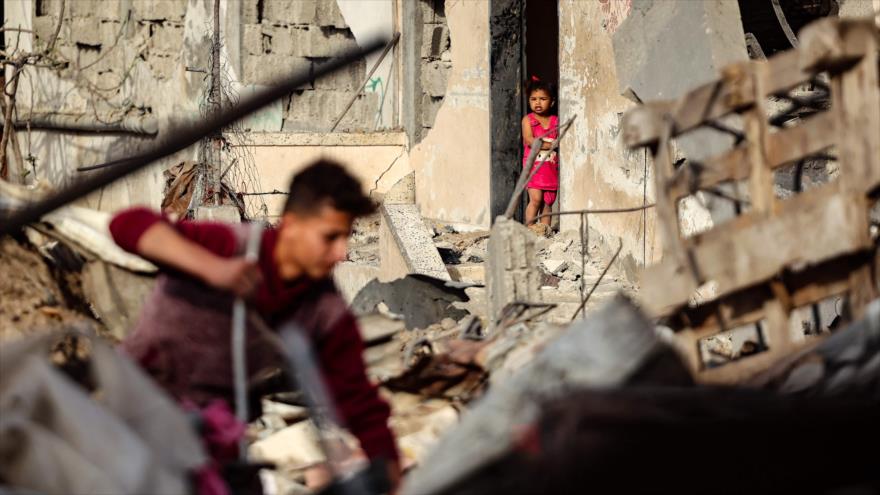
[
  {"left": 0, "top": 38, "right": 387, "bottom": 236},
  {"left": 502, "top": 115, "right": 576, "bottom": 220}
]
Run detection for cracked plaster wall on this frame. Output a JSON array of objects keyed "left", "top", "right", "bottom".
[
  {"left": 558, "top": 0, "right": 662, "bottom": 273},
  {"left": 410, "top": 0, "right": 490, "bottom": 229}
]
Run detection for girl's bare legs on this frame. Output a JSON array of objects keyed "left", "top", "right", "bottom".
[
  {"left": 525, "top": 188, "right": 544, "bottom": 224},
  {"left": 540, "top": 201, "right": 552, "bottom": 226}
]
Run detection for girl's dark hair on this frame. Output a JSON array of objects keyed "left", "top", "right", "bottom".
[
  {"left": 526, "top": 77, "right": 556, "bottom": 99},
  {"left": 283, "top": 159, "right": 376, "bottom": 217}
]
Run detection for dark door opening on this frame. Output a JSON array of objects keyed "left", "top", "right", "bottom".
[
  {"left": 522, "top": 0, "right": 560, "bottom": 224},
  {"left": 489, "top": 0, "right": 560, "bottom": 224}
]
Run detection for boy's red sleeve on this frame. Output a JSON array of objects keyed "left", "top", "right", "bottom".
[
  {"left": 317, "top": 312, "right": 399, "bottom": 462},
  {"left": 109, "top": 207, "right": 166, "bottom": 253},
  {"left": 109, "top": 207, "right": 239, "bottom": 257}
]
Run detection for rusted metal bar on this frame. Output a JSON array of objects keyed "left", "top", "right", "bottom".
[
  {"left": 533, "top": 203, "right": 655, "bottom": 221},
  {"left": 503, "top": 115, "right": 576, "bottom": 220},
  {"left": 571, "top": 238, "right": 623, "bottom": 321},
  {"left": 2, "top": 113, "right": 159, "bottom": 135}
]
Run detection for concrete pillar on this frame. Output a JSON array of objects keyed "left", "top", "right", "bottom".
[{"left": 486, "top": 217, "right": 542, "bottom": 322}]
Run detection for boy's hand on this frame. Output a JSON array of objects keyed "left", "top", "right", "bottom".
[{"left": 201, "top": 257, "right": 262, "bottom": 297}]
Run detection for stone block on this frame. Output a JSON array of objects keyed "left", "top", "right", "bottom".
[
  {"left": 242, "top": 53, "right": 310, "bottom": 85},
  {"left": 71, "top": 0, "right": 122, "bottom": 19},
  {"left": 333, "top": 262, "right": 380, "bottom": 303},
  {"left": 146, "top": 52, "right": 178, "bottom": 80},
  {"left": 838, "top": 0, "right": 879, "bottom": 18},
  {"left": 195, "top": 205, "right": 241, "bottom": 223},
  {"left": 131, "top": 0, "right": 186, "bottom": 21},
  {"left": 383, "top": 172, "right": 416, "bottom": 205},
  {"left": 264, "top": 0, "right": 318, "bottom": 25},
  {"left": 316, "top": 0, "right": 348, "bottom": 28},
  {"left": 248, "top": 421, "right": 325, "bottom": 469},
  {"left": 242, "top": 24, "right": 265, "bottom": 56},
  {"left": 305, "top": 26, "right": 358, "bottom": 57},
  {"left": 421, "top": 0, "right": 446, "bottom": 24},
  {"left": 32, "top": 15, "right": 59, "bottom": 45},
  {"left": 379, "top": 204, "right": 451, "bottom": 282},
  {"left": 421, "top": 24, "right": 450, "bottom": 59},
  {"left": 336, "top": 91, "right": 379, "bottom": 131},
  {"left": 264, "top": 25, "right": 311, "bottom": 56},
  {"left": 420, "top": 94, "right": 443, "bottom": 129},
  {"left": 243, "top": 0, "right": 259, "bottom": 23},
  {"left": 486, "top": 218, "right": 542, "bottom": 322},
  {"left": 150, "top": 22, "right": 184, "bottom": 53},
  {"left": 421, "top": 60, "right": 449, "bottom": 97},
  {"left": 311, "top": 57, "right": 365, "bottom": 90},
  {"left": 71, "top": 17, "right": 102, "bottom": 46},
  {"left": 542, "top": 259, "right": 568, "bottom": 276},
  {"left": 285, "top": 89, "right": 341, "bottom": 130}
]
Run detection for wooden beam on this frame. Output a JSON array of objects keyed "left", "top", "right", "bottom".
[
  {"left": 667, "top": 111, "right": 837, "bottom": 202},
  {"left": 639, "top": 189, "right": 870, "bottom": 315}
]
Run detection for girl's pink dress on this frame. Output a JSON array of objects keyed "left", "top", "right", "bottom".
[{"left": 522, "top": 113, "right": 559, "bottom": 205}]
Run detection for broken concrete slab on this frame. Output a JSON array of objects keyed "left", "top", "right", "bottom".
[
  {"left": 379, "top": 204, "right": 451, "bottom": 282},
  {"left": 486, "top": 218, "right": 542, "bottom": 323},
  {"left": 194, "top": 205, "right": 241, "bottom": 223},
  {"left": 613, "top": 0, "right": 748, "bottom": 104},
  {"left": 383, "top": 172, "right": 416, "bottom": 205},
  {"left": 400, "top": 296, "right": 692, "bottom": 495},
  {"left": 541, "top": 259, "right": 568, "bottom": 277},
  {"left": 350, "top": 275, "right": 470, "bottom": 330},
  {"left": 333, "top": 262, "right": 380, "bottom": 304},
  {"left": 248, "top": 421, "right": 325, "bottom": 470},
  {"left": 446, "top": 263, "right": 485, "bottom": 285}
]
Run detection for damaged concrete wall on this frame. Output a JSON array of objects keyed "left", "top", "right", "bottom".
[
  {"left": 231, "top": 131, "right": 411, "bottom": 220},
  {"left": 5, "top": 0, "right": 401, "bottom": 217},
  {"left": 557, "top": 0, "right": 661, "bottom": 271},
  {"left": 410, "top": 0, "right": 491, "bottom": 229},
  {"left": 4, "top": 0, "right": 210, "bottom": 212}
]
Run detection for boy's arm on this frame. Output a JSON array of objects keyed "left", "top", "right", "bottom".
[{"left": 110, "top": 207, "right": 260, "bottom": 296}]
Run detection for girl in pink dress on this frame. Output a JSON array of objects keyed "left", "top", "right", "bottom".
[{"left": 521, "top": 78, "right": 559, "bottom": 226}]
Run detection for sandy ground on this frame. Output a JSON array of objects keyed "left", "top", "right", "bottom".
[{"left": 0, "top": 237, "right": 97, "bottom": 342}]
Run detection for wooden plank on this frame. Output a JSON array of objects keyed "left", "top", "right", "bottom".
[
  {"left": 621, "top": 49, "right": 823, "bottom": 149},
  {"left": 762, "top": 47, "right": 818, "bottom": 97},
  {"left": 667, "top": 111, "right": 837, "bottom": 202},
  {"left": 640, "top": 190, "right": 870, "bottom": 315},
  {"left": 744, "top": 63, "right": 775, "bottom": 214},
  {"left": 834, "top": 23, "right": 880, "bottom": 194},
  {"left": 798, "top": 17, "right": 876, "bottom": 74},
  {"left": 668, "top": 252, "right": 866, "bottom": 335},
  {"left": 651, "top": 120, "right": 700, "bottom": 296},
  {"left": 694, "top": 340, "right": 815, "bottom": 385}
]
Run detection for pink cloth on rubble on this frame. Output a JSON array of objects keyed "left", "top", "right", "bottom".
[
  {"left": 523, "top": 113, "right": 559, "bottom": 204},
  {"left": 183, "top": 400, "right": 246, "bottom": 495}
]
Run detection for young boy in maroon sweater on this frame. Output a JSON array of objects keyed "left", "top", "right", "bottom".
[{"left": 110, "top": 159, "right": 400, "bottom": 490}]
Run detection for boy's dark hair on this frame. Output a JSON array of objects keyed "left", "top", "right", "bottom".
[
  {"left": 284, "top": 159, "right": 377, "bottom": 217},
  {"left": 526, "top": 77, "right": 556, "bottom": 100}
]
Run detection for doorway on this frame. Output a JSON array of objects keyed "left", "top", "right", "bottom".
[{"left": 489, "top": 0, "right": 559, "bottom": 223}]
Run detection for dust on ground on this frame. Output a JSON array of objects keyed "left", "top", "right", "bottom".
[{"left": 0, "top": 237, "right": 99, "bottom": 342}]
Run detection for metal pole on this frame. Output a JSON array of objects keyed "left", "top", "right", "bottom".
[{"left": 232, "top": 222, "right": 263, "bottom": 458}]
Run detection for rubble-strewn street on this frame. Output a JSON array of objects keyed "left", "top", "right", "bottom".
[{"left": 2, "top": 1, "right": 880, "bottom": 495}]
